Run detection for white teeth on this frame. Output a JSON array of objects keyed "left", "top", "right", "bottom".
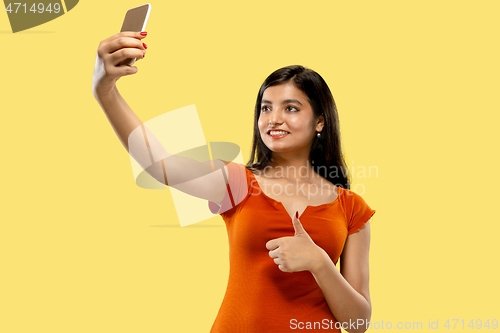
[{"left": 269, "top": 131, "right": 289, "bottom": 135}]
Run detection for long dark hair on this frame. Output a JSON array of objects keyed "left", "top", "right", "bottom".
[{"left": 245, "top": 65, "right": 351, "bottom": 190}]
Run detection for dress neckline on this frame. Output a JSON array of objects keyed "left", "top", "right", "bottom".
[{"left": 248, "top": 170, "right": 341, "bottom": 220}]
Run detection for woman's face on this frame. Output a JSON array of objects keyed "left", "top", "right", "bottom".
[{"left": 258, "top": 82, "right": 324, "bottom": 156}]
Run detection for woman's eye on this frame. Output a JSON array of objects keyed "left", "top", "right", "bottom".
[{"left": 261, "top": 105, "right": 298, "bottom": 112}]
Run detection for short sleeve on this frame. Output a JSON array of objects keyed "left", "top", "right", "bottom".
[
  {"left": 208, "top": 160, "right": 249, "bottom": 216},
  {"left": 345, "top": 190, "right": 376, "bottom": 235}
]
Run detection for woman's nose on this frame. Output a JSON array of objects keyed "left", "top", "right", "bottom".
[{"left": 269, "top": 109, "right": 284, "bottom": 125}]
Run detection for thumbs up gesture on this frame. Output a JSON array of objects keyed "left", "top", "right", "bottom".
[{"left": 265, "top": 211, "right": 328, "bottom": 273}]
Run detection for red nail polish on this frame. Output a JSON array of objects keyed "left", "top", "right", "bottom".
[
  {"left": 295, "top": 211, "right": 298, "bottom": 218},
  {"left": 140, "top": 31, "right": 147, "bottom": 36},
  {"left": 143, "top": 43, "right": 147, "bottom": 49}
]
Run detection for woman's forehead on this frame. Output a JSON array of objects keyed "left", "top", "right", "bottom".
[{"left": 262, "top": 82, "right": 308, "bottom": 103}]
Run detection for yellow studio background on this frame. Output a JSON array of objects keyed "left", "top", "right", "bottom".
[{"left": 1, "top": 0, "right": 499, "bottom": 332}]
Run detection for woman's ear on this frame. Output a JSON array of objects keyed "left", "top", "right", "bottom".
[{"left": 316, "top": 114, "right": 325, "bottom": 132}]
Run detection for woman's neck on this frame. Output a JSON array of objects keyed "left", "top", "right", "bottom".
[{"left": 266, "top": 155, "right": 319, "bottom": 180}]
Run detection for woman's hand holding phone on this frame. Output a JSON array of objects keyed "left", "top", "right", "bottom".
[
  {"left": 92, "top": 32, "right": 147, "bottom": 98},
  {"left": 92, "top": 4, "right": 151, "bottom": 98}
]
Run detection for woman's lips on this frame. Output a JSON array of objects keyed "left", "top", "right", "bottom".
[{"left": 268, "top": 132, "right": 289, "bottom": 139}]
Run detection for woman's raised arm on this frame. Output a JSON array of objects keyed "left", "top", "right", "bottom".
[{"left": 92, "top": 32, "right": 227, "bottom": 205}]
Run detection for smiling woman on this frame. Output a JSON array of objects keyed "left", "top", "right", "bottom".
[
  {"left": 248, "top": 65, "right": 349, "bottom": 190},
  {"left": 206, "top": 65, "right": 376, "bottom": 333}
]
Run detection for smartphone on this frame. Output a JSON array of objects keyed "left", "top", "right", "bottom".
[{"left": 118, "top": 4, "right": 151, "bottom": 67}]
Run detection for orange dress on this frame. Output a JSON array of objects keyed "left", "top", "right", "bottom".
[{"left": 208, "top": 161, "right": 376, "bottom": 333}]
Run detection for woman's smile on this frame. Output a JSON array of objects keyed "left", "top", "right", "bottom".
[{"left": 268, "top": 130, "right": 290, "bottom": 139}]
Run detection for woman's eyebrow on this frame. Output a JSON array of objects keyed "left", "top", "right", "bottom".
[{"left": 261, "top": 99, "right": 303, "bottom": 106}]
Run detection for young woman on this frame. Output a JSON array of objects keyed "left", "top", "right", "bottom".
[{"left": 93, "top": 31, "right": 376, "bottom": 333}]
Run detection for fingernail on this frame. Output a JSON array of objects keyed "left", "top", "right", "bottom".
[
  {"left": 143, "top": 43, "right": 147, "bottom": 49},
  {"left": 295, "top": 211, "right": 298, "bottom": 218},
  {"left": 140, "top": 31, "right": 147, "bottom": 36}
]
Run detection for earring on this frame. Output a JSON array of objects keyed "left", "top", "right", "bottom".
[{"left": 317, "top": 132, "right": 321, "bottom": 138}]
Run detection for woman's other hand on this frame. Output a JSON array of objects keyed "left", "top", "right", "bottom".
[
  {"left": 92, "top": 31, "right": 147, "bottom": 98},
  {"left": 266, "top": 212, "right": 329, "bottom": 273}
]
